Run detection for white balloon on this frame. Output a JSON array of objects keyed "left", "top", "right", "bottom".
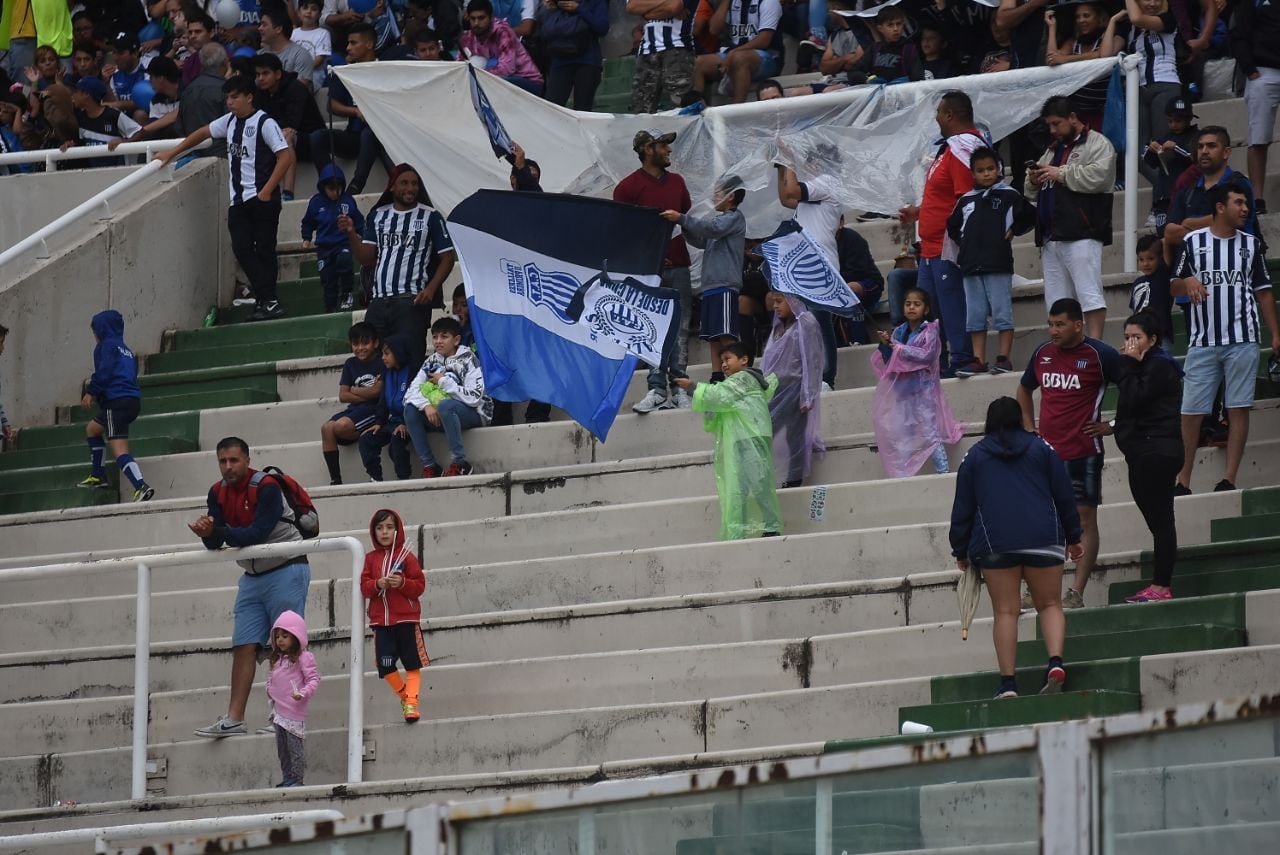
[{"left": 213, "top": 0, "right": 242, "bottom": 30}]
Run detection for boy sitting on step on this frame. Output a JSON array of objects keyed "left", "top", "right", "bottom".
[
  {"left": 403, "top": 317, "right": 493, "bottom": 478},
  {"left": 78, "top": 310, "right": 154, "bottom": 502},
  {"left": 320, "top": 322, "right": 383, "bottom": 485}
]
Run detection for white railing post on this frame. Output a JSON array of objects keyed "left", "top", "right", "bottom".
[
  {"left": 346, "top": 538, "right": 366, "bottom": 784},
  {"left": 1039, "top": 720, "right": 1091, "bottom": 855},
  {"left": 131, "top": 561, "right": 152, "bottom": 800},
  {"left": 1124, "top": 54, "right": 1140, "bottom": 273}
]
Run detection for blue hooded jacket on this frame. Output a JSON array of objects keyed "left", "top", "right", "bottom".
[
  {"left": 301, "top": 164, "right": 365, "bottom": 249},
  {"left": 376, "top": 334, "right": 414, "bottom": 428},
  {"left": 949, "top": 429, "right": 1083, "bottom": 562},
  {"left": 86, "top": 310, "right": 141, "bottom": 402}
]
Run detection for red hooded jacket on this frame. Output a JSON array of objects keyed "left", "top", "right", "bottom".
[{"left": 359, "top": 509, "right": 426, "bottom": 627}]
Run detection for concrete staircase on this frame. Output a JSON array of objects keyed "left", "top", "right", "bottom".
[{"left": 2, "top": 93, "right": 1279, "bottom": 849}]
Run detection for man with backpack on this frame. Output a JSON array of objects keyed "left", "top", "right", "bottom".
[{"left": 188, "top": 436, "right": 318, "bottom": 738}]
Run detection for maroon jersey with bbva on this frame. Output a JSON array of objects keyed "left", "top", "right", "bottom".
[{"left": 1020, "top": 337, "right": 1121, "bottom": 461}]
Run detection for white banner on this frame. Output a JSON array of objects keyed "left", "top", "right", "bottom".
[{"left": 336, "top": 58, "right": 1119, "bottom": 236}]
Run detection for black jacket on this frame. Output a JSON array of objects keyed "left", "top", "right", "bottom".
[
  {"left": 1113, "top": 351, "right": 1183, "bottom": 460},
  {"left": 945, "top": 182, "right": 1037, "bottom": 275},
  {"left": 1027, "top": 128, "right": 1116, "bottom": 246},
  {"left": 257, "top": 72, "right": 325, "bottom": 135},
  {"left": 1231, "top": 0, "right": 1280, "bottom": 76},
  {"left": 836, "top": 227, "right": 884, "bottom": 301}
]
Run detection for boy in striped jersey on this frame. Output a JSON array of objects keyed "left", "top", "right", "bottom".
[{"left": 1172, "top": 183, "right": 1280, "bottom": 494}]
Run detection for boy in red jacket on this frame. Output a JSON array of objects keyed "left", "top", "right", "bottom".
[{"left": 359, "top": 509, "right": 428, "bottom": 723}]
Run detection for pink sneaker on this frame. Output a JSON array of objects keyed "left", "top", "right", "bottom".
[{"left": 1125, "top": 585, "right": 1172, "bottom": 603}]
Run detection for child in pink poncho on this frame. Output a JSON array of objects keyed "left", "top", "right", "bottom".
[
  {"left": 872, "top": 287, "right": 963, "bottom": 477},
  {"left": 266, "top": 610, "right": 321, "bottom": 787},
  {"left": 761, "top": 292, "right": 825, "bottom": 487}
]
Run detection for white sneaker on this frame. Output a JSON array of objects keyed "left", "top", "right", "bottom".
[
  {"left": 231, "top": 285, "right": 256, "bottom": 307},
  {"left": 255, "top": 722, "right": 276, "bottom": 735},
  {"left": 193, "top": 716, "right": 246, "bottom": 738},
  {"left": 821, "top": 382, "right": 834, "bottom": 393},
  {"left": 632, "top": 389, "right": 668, "bottom": 414},
  {"left": 670, "top": 389, "right": 692, "bottom": 410}
]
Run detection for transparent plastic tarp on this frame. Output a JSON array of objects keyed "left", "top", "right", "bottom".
[{"left": 336, "top": 58, "right": 1118, "bottom": 236}]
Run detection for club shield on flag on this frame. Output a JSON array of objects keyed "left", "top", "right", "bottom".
[
  {"left": 761, "top": 221, "right": 861, "bottom": 317},
  {"left": 448, "top": 190, "right": 673, "bottom": 440},
  {"left": 467, "top": 64, "right": 514, "bottom": 159},
  {"left": 566, "top": 273, "right": 680, "bottom": 371}
]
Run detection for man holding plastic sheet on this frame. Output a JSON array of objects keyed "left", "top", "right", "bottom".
[
  {"left": 447, "top": 190, "right": 680, "bottom": 441},
  {"left": 898, "top": 90, "right": 984, "bottom": 376},
  {"left": 188, "top": 437, "right": 311, "bottom": 739}
]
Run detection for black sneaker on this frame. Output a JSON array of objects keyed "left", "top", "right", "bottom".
[
  {"left": 1173, "top": 483, "right": 1192, "bottom": 497},
  {"left": 231, "top": 285, "right": 256, "bottom": 307},
  {"left": 1213, "top": 478, "right": 1236, "bottom": 492},
  {"left": 248, "top": 300, "right": 286, "bottom": 322},
  {"left": 1255, "top": 198, "right": 1268, "bottom": 216}
]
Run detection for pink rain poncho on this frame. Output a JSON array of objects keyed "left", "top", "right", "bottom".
[
  {"left": 871, "top": 320, "right": 964, "bottom": 478},
  {"left": 761, "top": 295, "right": 825, "bottom": 485}
]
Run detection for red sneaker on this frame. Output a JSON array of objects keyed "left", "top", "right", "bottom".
[
  {"left": 443, "top": 461, "right": 474, "bottom": 477},
  {"left": 421, "top": 465, "right": 442, "bottom": 479}
]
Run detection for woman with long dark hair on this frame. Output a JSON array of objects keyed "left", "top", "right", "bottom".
[
  {"left": 950, "top": 397, "right": 1084, "bottom": 699},
  {"left": 1099, "top": 312, "right": 1184, "bottom": 602}
]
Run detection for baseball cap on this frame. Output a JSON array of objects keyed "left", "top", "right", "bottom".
[
  {"left": 632, "top": 128, "right": 677, "bottom": 152},
  {"left": 1165, "top": 98, "right": 1197, "bottom": 119},
  {"left": 113, "top": 32, "right": 141, "bottom": 52},
  {"left": 75, "top": 77, "right": 107, "bottom": 101}
]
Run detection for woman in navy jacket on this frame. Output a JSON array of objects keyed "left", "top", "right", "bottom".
[{"left": 950, "top": 396, "right": 1084, "bottom": 699}]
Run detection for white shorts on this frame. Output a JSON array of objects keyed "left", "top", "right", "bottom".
[
  {"left": 1041, "top": 239, "right": 1106, "bottom": 313},
  {"left": 1244, "top": 67, "right": 1280, "bottom": 147}
]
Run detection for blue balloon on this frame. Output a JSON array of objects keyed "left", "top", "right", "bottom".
[
  {"left": 349, "top": 0, "right": 378, "bottom": 14},
  {"left": 131, "top": 79, "right": 155, "bottom": 111},
  {"left": 138, "top": 21, "right": 166, "bottom": 42}
]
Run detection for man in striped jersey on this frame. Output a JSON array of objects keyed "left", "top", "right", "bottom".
[
  {"left": 627, "top": 0, "right": 697, "bottom": 114},
  {"left": 1172, "top": 183, "right": 1280, "bottom": 494},
  {"left": 158, "top": 76, "right": 296, "bottom": 322},
  {"left": 339, "top": 164, "right": 455, "bottom": 369}
]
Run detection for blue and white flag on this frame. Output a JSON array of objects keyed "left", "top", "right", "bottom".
[
  {"left": 448, "top": 190, "right": 674, "bottom": 440},
  {"left": 467, "top": 64, "right": 514, "bottom": 159},
  {"left": 760, "top": 221, "right": 861, "bottom": 317}
]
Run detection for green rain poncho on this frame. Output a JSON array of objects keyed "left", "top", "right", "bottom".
[{"left": 692, "top": 368, "right": 784, "bottom": 540}]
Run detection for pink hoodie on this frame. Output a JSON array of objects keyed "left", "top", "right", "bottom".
[{"left": 265, "top": 610, "right": 321, "bottom": 723}]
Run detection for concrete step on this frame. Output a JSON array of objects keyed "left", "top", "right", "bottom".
[
  {"left": 14, "top": 411, "right": 200, "bottom": 449},
  {"left": 0, "top": 485, "right": 120, "bottom": 516},
  {"left": 1111, "top": 821, "right": 1280, "bottom": 855},
  {"left": 213, "top": 277, "right": 333, "bottom": 323},
  {"left": 1016, "top": 623, "right": 1245, "bottom": 668},
  {"left": 64, "top": 387, "right": 278, "bottom": 423},
  {"left": 1111, "top": 756, "right": 1280, "bottom": 835},
  {"left": 898, "top": 688, "right": 1141, "bottom": 733},
  {"left": 1108, "top": 565, "right": 1280, "bottom": 603},
  {"left": 1210, "top": 511, "right": 1280, "bottom": 543},
  {"left": 0, "top": 435, "right": 199, "bottom": 479},
  {"left": 147, "top": 337, "right": 352, "bottom": 375}
]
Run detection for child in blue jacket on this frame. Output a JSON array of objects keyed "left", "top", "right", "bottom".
[
  {"left": 358, "top": 334, "right": 414, "bottom": 481},
  {"left": 79, "top": 310, "right": 153, "bottom": 501},
  {"left": 302, "top": 164, "right": 364, "bottom": 312}
]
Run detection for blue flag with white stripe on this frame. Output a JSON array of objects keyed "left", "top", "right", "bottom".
[
  {"left": 760, "top": 221, "right": 861, "bottom": 317},
  {"left": 467, "top": 65, "right": 514, "bottom": 160},
  {"left": 448, "top": 190, "right": 675, "bottom": 440}
]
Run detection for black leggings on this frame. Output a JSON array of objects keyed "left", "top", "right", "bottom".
[{"left": 1126, "top": 452, "right": 1182, "bottom": 587}]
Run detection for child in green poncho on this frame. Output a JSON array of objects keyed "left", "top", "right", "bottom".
[{"left": 674, "top": 343, "right": 783, "bottom": 540}]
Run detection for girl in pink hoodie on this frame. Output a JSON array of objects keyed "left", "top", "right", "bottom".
[{"left": 266, "top": 610, "right": 321, "bottom": 787}]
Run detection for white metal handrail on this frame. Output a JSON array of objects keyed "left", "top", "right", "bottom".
[
  {"left": 0, "top": 137, "right": 209, "bottom": 168},
  {"left": 0, "top": 536, "right": 366, "bottom": 801},
  {"left": 0, "top": 138, "right": 213, "bottom": 267},
  {"left": 0, "top": 810, "right": 344, "bottom": 851}
]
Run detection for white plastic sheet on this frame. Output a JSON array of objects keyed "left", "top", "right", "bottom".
[{"left": 336, "top": 57, "right": 1118, "bottom": 236}]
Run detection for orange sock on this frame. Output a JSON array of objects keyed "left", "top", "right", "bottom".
[
  {"left": 384, "top": 672, "right": 406, "bottom": 699},
  {"left": 403, "top": 670, "right": 421, "bottom": 706}
]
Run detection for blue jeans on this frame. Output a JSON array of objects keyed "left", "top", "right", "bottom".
[
  {"left": 962, "top": 273, "right": 1014, "bottom": 333},
  {"left": 916, "top": 257, "right": 971, "bottom": 370},
  {"left": 648, "top": 266, "right": 692, "bottom": 394},
  {"left": 887, "top": 268, "right": 918, "bottom": 327},
  {"left": 502, "top": 74, "right": 543, "bottom": 96},
  {"left": 404, "top": 398, "right": 483, "bottom": 466}
]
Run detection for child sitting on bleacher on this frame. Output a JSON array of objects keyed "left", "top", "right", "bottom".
[
  {"left": 321, "top": 322, "right": 383, "bottom": 486},
  {"left": 78, "top": 310, "right": 154, "bottom": 502},
  {"left": 403, "top": 317, "right": 493, "bottom": 478},
  {"left": 359, "top": 508, "right": 427, "bottom": 724},
  {"left": 674, "top": 343, "right": 783, "bottom": 540},
  {"left": 302, "top": 164, "right": 364, "bottom": 313},
  {"left": 357, "top": 335, "right": 414, "bottom": 482}
]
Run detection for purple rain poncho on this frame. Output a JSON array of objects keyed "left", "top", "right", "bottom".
[
  {"left": 760, "top": 295, "right": 825, "bottom": 485},
  {"left": 871, "top": 320, "right": 964, "bottom": 478}
]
